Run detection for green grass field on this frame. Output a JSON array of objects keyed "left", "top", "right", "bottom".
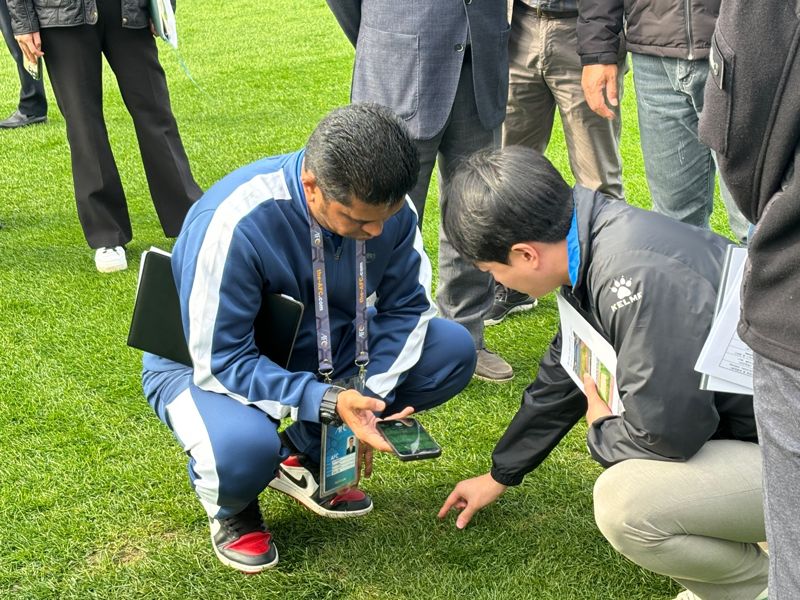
[{"left": 0, "top": 2, "right": 736, "bottom": 598}]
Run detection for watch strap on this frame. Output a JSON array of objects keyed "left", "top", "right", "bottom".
[{"left": 319, "top": 385, "right": 345, "bottom": 425}]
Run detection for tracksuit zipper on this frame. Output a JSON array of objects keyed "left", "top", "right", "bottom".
[{"left": 684, "top": 0, "right": 694, "bottom": 60}]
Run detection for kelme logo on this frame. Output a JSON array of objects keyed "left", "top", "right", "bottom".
[{"left": 609, "top": 276, "right": 642, "bottom": 312}]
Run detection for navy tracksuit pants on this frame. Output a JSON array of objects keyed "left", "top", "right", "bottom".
[{"left": 143, "top": 317, "right": 476, "bottom": 518}]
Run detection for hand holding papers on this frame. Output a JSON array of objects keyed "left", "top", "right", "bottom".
[
  {"left": 149, "top": 0, "right": 178, "bottom": 49},
  {"left": 556, "top": 294, "right": 622, "bottom": 415},
  {"left": 694, "top": 246, "right": 753, "bottom": 394}
]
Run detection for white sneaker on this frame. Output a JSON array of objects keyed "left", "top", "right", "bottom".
[{"left": 94, "top": 246, "right": 127, "bottom": 273}]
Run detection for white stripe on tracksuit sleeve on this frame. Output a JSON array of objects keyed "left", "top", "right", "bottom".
[{"left": 177, "top": 170, "right": 328, "bottom": 421}]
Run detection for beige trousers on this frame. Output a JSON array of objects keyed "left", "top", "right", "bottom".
[
  {"left": 594, "top": 440, "right": 768, "bottom": 600},
  {"left": 503, "top": 3, "right": 626, "bottom": 199}
]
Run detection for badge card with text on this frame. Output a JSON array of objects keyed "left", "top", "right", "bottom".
[{"left": 320, "top": 423, "right": 358, "bottom": 497}]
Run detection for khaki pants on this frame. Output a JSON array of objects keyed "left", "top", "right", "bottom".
[
  {"left": 503, "top": 3, "right": 626, "bottom": 199},
  {"left": 594, "top": 440, "right": 768, "bottom": 599}
]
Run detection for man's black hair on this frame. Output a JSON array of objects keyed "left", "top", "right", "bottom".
[
  {"left": 305, "top": 103, "right": 419, "bottom": 206},
  {"left": 442, "top": 146, "right": 573, "bottom": 264}
]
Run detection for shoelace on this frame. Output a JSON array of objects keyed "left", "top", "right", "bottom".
[{"left": 220, "top": 501, "right": 266, "bottom": 536}]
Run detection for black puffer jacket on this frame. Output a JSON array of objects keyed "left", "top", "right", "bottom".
[
  {"left": 7, "top": 0, "right": 164, "bottom": 34},
  {"left": 577, "top": 0, "right": 720, "bottom": 65},
  {"left": 491, "top": 188, "right": 755, "bottom": 485}
]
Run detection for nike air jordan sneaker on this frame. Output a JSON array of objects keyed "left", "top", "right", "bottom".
[
  {"left": 209, "top": 499, "right": 278, "bottom": 573},
  {"left": 268, "top": 454, "right": 373, "bottom": 518}
]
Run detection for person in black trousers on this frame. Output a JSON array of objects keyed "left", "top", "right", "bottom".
[
  {"left": 0, "top": 0, "right": 46, "bottom": 128},
  {"left": 8, "top": 0, "right": 202, "bottom": 272}
]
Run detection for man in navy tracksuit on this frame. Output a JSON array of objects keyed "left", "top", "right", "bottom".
[{"left": 142, "top": 104, "right": 476, "bottom": 572}]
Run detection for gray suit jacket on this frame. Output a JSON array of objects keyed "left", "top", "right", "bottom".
[{"left": 327, "top": 0, "right": 510, "bottom": 141}]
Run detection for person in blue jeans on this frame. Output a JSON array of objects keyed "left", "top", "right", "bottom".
[
  {"left": 0, "top": 0, "right": 46, "bottom": 128},
  {"left": 577, "top": 0, "right": 750, "bottom": 241},
  {"left": 142, "top": 104, "right": 476, "bottom": 573}
]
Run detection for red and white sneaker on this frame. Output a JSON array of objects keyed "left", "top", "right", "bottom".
[
  {"left": 268, "top": 454, "right": 373, "bottom": 518},
  {"left": 209, "top": 499, "right": 278, "bottom": 573}
]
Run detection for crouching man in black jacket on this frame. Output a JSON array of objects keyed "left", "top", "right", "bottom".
[{"left": 438, "top": 146, "right": 768, "bottom": 600}]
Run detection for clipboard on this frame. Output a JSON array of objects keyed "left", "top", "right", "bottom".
[{"left": 127, "top": 248, "right": 304, "bottom": 368}]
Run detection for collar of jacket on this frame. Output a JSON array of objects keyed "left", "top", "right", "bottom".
[{"left": 564, "top": 185, "right": 608, "bottom": 301}]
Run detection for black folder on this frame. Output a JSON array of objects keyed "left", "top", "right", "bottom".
[{"left": 127, "top": 248, "right": 304, "bottom": 368}]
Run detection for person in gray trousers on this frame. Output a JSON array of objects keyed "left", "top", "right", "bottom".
[
  {"left": 700, "top": 1, "right": 800, "bottom": 597},
  {"left": 326, "top": 0, "right": 515, "bottom": 382},
  {"left": 486, "top": 0, "right": 629, "bottom": 330}
]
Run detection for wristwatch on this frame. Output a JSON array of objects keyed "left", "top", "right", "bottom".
[{"left": 319, "top": 385, "right": 345, "bottom": 426}]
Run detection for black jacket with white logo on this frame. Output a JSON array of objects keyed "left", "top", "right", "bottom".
[{"left": 491, "top": 188, "right": 757, "bottom": 486}]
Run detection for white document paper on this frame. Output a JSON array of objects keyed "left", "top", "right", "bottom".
[
  {"left": 694, "top": 248, "right": 754, "bottom": 393},
  {"left": 703, "top": 374, "right": 753, "bottom": 395},
  {"left": 556, "top": 294, "right": 622, "bottom": 415}
]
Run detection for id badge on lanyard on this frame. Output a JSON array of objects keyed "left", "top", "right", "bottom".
[{"left": 309, "top": 214, "right": 369, "bottom": 497}]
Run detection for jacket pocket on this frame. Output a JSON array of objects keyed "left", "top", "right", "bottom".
[
  {"left": 699, "top": 31, "right": 735, "bottom": 156},
  {"left": 352, "top": 25, "right": 419, "bottom": 121}
]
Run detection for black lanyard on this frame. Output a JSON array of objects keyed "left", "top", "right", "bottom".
[{"left": 308, "top": 214, "right": 369, "bottom": 384}]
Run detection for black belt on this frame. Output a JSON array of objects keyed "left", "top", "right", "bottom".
[{"left": 517, "top": 1, "right": 579, "bottom": 19}]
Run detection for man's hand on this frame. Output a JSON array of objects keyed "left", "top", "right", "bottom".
[
  {"left": 583, "top": 374, "right": 612, "bottom": 425},
  {"left": 582, "top": 64, "right": 619, "bottom": 120},
  {"left": 353, "top": 404, "right": 415, "bottom": 483},
  {"left": 15, "top": 32, "right": 44, "bottom": 65},
  {"left": 336, "top": 389, "right": 414, "bottom": 454},
  {"left": 438, "top": 472, "right": 508, "bottom": 529}
]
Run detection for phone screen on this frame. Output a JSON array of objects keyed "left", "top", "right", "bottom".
[{"left": 377, "top": 418, "right": 441, "bottom": 460}]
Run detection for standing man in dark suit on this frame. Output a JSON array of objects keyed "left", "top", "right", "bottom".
[
  {"left": 0, "top": 0, "right": 46, "bottom": 128},
  {"left": 326, "top": 0, "right": 514, "bottom": 382}
]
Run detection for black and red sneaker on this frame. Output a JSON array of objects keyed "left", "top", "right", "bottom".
[
  {"left": 209, "top": 499, "right": 278, "bottom": 573},
  {"left": 268, "top": 454, "right": 373, "bottom": 518}
]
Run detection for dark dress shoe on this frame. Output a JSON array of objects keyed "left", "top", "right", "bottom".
[{"left": 0, "top": 110, "right": 47, "bottom": 129}]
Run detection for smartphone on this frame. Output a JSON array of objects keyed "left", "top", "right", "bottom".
[{"left": 377, "top": 418, "right": 442, "bottom": 461}]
